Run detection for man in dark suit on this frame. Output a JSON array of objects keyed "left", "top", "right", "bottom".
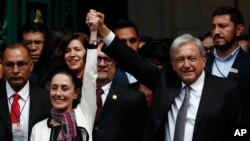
[
  {"left": 112, "top": 19, "right": 141, "bottom": 87},
  {"left": 205, "top": 6, "right": 250, "bottom": 123},
  {"left": 0, "top": 43, "right": 51, "bottom": 141},
  {"left": 86, "top": 10, "right": 242, "bottom": 141},
  {"left": 112, "top": 18, "right": 153, "bottom": 105},
  {"left": 92, "top": 42, "right": 148, "bottom": 141}
]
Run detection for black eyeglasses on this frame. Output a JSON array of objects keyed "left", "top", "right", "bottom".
[
  {"left": 3, "top": 60, "right": 31, "bottom": 70},
  {"left": 97, "top": 57, "right": 114, "bottom": 65},
  {"left": 22, "top": 40, "right": 44, "bottom": 47}
]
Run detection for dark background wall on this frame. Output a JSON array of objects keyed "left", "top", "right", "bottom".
[{"left": 0, "top": 0, "right": 249, "bottom": 46}]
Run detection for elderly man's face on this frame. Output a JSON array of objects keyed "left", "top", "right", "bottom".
[{"left": 171, "top": 42, "right": 206, "bottom": 85}]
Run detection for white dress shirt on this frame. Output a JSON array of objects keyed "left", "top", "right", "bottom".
[
  {"left": 7, "top": 81, "right": 30, "bottom": 141},
  {"left": 100, "top": 81, "right": 112, "bottom": 105},
  {"left": 165, "top": 71, "right": 205, "bottom": 141}
]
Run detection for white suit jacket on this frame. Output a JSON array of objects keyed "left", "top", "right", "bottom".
[{"left": 30, "top": 49, "right": 97, "bottom": 141}]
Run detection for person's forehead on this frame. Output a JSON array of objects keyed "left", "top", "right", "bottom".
[
  {"left": 4, "top": 48, "right": 29, "bottom": 60},
  {"left": 115, "top": 27, "right": 138, "bottom": 36},
  {"left": 212, "top": 14, "right": 232, "bottom": 23},
  {"left": 22, "top": 32, "right": 45, "bottom": 39}
]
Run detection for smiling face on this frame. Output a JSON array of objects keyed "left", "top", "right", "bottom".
[
  {"left": 64, "top": 39, "right": 86, "bottom": 76},
  {"left": 50, "top": 73, "right": 78, "bottom": 113},
  {"left": 96, "top": 43, "right": 116, "bottom": 87},
  {"left": 171, "top": 42, "right": 206, "bottom": 85}
]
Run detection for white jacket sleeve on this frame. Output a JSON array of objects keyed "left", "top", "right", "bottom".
[{"left": 75, "top": 48, "right": 97, "bottom": 141}]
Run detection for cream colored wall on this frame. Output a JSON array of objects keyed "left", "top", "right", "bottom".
[{"left": 128, "top": 0, "right": 250, "bottom": 39}]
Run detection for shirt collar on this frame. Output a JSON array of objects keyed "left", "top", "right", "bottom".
[
  {"left": 7, "top": 81, "right": 30, "bottom": 100},
  {"left": 100, "top": 81, "right": 112, "bottom": 96},
  {"left": 213, "top": 46, "right": 240, "bottom": 61},
  {"left": 182, "top": 70, "right": 205, "bottom": 93}
]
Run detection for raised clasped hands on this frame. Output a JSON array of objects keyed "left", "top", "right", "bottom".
[{"left": 86, "top": 9, "right": 104, "bottom": 32}]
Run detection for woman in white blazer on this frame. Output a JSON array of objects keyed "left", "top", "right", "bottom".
[{"left": 30, "top": 47, "right": 97, "bottom": 141}]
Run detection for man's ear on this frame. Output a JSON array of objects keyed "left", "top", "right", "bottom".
[
  {"left": 236, "top": 24, "right": 245, "bottom": 36},
  {"left": 171, "top": 59, "right": 176, "bottom": 71}
]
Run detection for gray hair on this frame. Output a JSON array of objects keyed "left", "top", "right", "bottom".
[{"left": 170, "top": 34, "right": 205, "bottom": 59}]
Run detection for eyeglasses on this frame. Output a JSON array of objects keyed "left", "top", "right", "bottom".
[
  {"left": 22, "top": 40, "right": 44, "bottom": 47},
  {"left": 97, "top": 57, "right": 114, "bottom": 65},
  {"left": 3, "top": 60, "right": 31, "bottom": 70}
]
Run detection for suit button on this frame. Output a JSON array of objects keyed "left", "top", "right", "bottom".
[{"left": 94, "top": 126, "right": 99, "bottom": 130}]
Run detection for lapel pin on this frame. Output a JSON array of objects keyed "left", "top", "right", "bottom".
[{"left": 112, "top": 95, "right": 117, "bottom": 100}]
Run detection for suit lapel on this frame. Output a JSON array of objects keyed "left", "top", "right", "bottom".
[
  {"left": 164, "top": 83, "right": 182, "bottom": 116},
  {"left": 151, "top": 75, "right": 181, "bottom": 130},
  {"left": 96, "top": 83, "right": 120, "bottom": 122},
  {"left": 227, "top": 48, "right": 247, "bottom": 79},
  {"left": 0, "top": 83, "right": 12, "bottom": 133},
  {"left": 193, "top": 74, "right": 215, "bottom": 134},
  {"left": 205, "top": 52, "right": 215, "bottom": 74},
  {"left": 28, "top": 85, "right": 40, "bottom": 134}
]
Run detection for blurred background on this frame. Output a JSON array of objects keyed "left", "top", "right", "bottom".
[{"left": 0, "top": 0, "right": 249, "bottom": 46}]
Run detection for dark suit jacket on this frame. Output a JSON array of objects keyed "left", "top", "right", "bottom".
[
  {"left": 93, "top": 82, "right": 148, "bottom": 141},
  {"left": 205, "top": 48, "right": 250, "bottom": 123},
  {"left": 0, "top": 81, "right": 51, "bottom": 141},
  {"left": 205, "top": 48, "right": 250, "bottom": 81},
  {"left": 102, "top": 37, "right": 242, "bottom": 141}
]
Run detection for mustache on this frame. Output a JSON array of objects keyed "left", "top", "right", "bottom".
[
  {"left": 213, "top": 35, "right": 224, "bottom": 40},
  {"left": 98, "top": 68, "right": 108, "bottom": 72}
]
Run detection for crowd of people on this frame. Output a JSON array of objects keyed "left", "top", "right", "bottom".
[{"left": 0, "top": 5, "right": 250, "bottom": 141}]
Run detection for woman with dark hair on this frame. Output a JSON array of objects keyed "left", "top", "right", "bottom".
[
  {"left": 39, "top": 28, "right": 71, "bottom": 89},
  {"left": 30, "top": 46, "right": 97, "bottom": 140},
  {"left": 61, "top": 33, "right": 89, "bottom": 82},
  {"left": 30, "top": 27, "right": 98, "bottom": 140}
]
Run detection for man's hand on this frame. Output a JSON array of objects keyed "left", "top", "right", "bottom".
[
  {"left": 86, "top": 9, "right": 110, "bottom": 38},
  {"left": 86, "top": 9, "right": 100, "bottom": 31}
]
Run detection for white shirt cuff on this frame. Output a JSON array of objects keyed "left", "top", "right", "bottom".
[{"left": 103, "top": 31, "right": 115, "bottom": 47}]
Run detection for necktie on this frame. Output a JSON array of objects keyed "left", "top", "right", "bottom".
[
  {"left": 10, "top": 94, "right": 20, "bottom": 124},
  {"left": 174, "top": 86, "right": 191, "bottom": 141},
  {"left": 96, "top": 88, "right": 104, "bottom": 119}
]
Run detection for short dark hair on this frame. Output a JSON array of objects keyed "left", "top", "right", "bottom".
[
  {"left": 19, "top": 22, "right": 49, "bottom": 42},
  {"left": 112, "top": 18, "right": 139, "bottom": 36},
  {"left": 198, "top": 31, "right": 212, "bottom": 41},
  {"left": 238, "top": 34, "right": 250, "bottom": 41},
  {"left": 2, "top": 43, "right": 31, "bottom": 60},
  {"left": 139, "top": 40, "right": 171, "bottom": 65},
  {"left": 50, "top": 67, "right": 82, "bottom": 109},
  {"left": 212, "top": 6, "right": 244, "bottom": 25}
]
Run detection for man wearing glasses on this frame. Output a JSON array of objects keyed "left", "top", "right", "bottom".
[
  {"left": 0, "top": 43, "right": 51, "bottom": 141},
  {"left": 93, "top": 42, "right": 148, "bottom": 141},
  {"left": 20, "top": 22, "right": 48, "bottom": 85}
]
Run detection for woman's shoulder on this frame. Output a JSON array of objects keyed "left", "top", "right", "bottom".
[
  {"left": 30, "top": 118, "right": 51, "bottom": 141},
  {"left": 33, "top": 118, "right": 50, "bottom": 129}
]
